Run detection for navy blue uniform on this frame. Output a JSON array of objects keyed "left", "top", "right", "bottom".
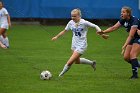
[{"left": 119, "top": 16, "right": 140, "bottom": 45}]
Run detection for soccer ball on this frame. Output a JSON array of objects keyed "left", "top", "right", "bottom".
[{"left": 40, "top": 70, "right": 52, "bottom": 80}]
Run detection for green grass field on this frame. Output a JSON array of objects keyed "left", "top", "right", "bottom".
[{"left": 0, "top": 25, "right": 140, "bottom": 93}]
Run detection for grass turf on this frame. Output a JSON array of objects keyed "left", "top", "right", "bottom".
[{"left": 0, "top": 25, "right": 140, "bottom": 93}]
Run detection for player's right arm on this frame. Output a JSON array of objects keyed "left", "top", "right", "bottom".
[
  {"left": 52, "top": 21, "right": 71, "bottom": 41},
  {"left": 97, "top": 21, "right": 121, "bottom": 35},
  {"left": 51, "top": 30, "right": 67, "bottom": 41},
  {"left": 7, "top": 14, "right": 11, "bottom": 27}
]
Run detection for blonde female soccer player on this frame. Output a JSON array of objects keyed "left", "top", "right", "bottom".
[
  {"left": 0, "top": 1, "right": 11, "bottom": 48},
  {"left": 97, "top": 6, "right": 140, "bottom": 79},
  {"left": 52, "top": 8, "right": 109, "bottom": 77}
]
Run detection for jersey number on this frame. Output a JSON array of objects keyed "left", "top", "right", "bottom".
[{"left": 75, "top": 32, "right": 81, "bottom": 37}]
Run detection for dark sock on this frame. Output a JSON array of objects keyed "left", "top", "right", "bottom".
[{"left": 131, "top": 58, "right": 138, "bottom": 77}]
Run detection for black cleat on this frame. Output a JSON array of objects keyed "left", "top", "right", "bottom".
[{"left": 129, "top": 75, "right": 138, "bottom": 80}]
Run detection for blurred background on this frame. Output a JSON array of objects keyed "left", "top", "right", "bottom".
[{"left": 2, "top": 0, "right": 140, "bottom": 25}]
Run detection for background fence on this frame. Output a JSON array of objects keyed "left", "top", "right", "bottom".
[{"left": 3, "top": 0, "right": 140, "bottom": 19}]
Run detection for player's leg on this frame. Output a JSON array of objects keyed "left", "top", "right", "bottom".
[
  {"left": 123, "top": 43, "right": 140, "bottom": 66},
  {"left": 0, "top": 28, "right": 7, "bottom": 49},
  {"left": 0, "top": 28, "right": 6, "bottom": 35},
  {"left": 1, "top": 32, "right": 9, "bottom": 48},
  {"left": 129, "top": 43, "right": 140, "bottom": 79},
  {"left": 0, "top": 40, "right": 7, "bottom": 49},
  {"left": 59, "top": 51, "right": 81, "bottom": 77},
  {"left": 123, "top": 45, "right": 132, "bottom": 64},
  {"left": 74, "top": 47, "right": 96, "bottom": 70},
  {"left": 0, "top": 24, "right": 10, "bottom": 48},
  {"left": 75, "top": 58, "right": 96, "bottom": 71}
]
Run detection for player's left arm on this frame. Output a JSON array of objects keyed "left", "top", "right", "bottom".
[
  {"left": 85, "top": 21, "right": 101, "bottom": 32},
  {"left": 122, "top": 18, "right": 139, "bottom": 51},
  {"left": 85, "top": 21, "right": 109, "bottom": 39},
  {"left": 4, "top": 8, "right": 11, "bottom": 27},
  {"left": 122, "top": 27, "right": 137, "bottom": 51},
  {"left": 7, "top": 14, "right": 11, "bottom": 27}
]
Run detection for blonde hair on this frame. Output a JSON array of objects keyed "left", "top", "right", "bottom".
[
  {"left": 122, "top": 6, "right": 132, "bottom": 16},
  {"left": 71, "top": 8, "right": 82, "bottom": 17}
]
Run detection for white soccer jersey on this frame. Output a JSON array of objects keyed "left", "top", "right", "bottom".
[
  {"left": 0, "top": 8, "right": 9, "bottom": 25},
  {"left": 65, "top": 19, "right": 101, "bottom": 54}
]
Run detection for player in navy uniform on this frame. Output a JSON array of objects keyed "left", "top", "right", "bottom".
[{"left": 97, "top": 6, "right": 140, "bottom": 79}]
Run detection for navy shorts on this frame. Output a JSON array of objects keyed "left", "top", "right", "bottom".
[{"left": 129, "top": 38, "right": 140, "bottom": 45}]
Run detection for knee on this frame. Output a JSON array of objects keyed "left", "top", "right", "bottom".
[
  {"left": 75, "top": 61, "right": 80, "bottom": 64},
  {"left": 123, "top": 55, "right": 130, "bottom": 62},
  {"left": 75, "top": 60, "right": 80, "bottom": 64},
  {"left": 75, "top": 58, "right": 80, "bottom": 64}
]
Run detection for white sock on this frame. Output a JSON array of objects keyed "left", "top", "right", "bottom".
[
  {"left": 80, "top": 58, "right": 93, "bottom": 65},
  {"left": 59, "top": 64, "right": 70, "bottom": 77},
  {"left": 4, "top": 37, "right": 9, "bottom": 47},
  {"left": 0, "top": 35, "right": 4, "bottom": 44},
  {"left": 0, "top": 36, "right": 9, "bottom": 47}
]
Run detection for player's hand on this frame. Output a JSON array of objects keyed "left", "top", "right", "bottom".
[
  {"left": 51, "top": 36, "right": 58, "bottom": 41},
  {"left": 8, "top": 22, "right": 11, "bottom": 27},
  {"left": 121, "top": 49, "right": 125, "bottom": 55},
  {"left": 101, "top": 34, "right": 109, "bottom": 39},
  {"left": 137, "top": 29, "right": 140, "bottom": 36},
  {"left": 122, "top": 44, "right": 127, "bottom": 50},
  {"left": 96, "top": 31, "right": 104, "bottom": 35},
  {"left": 121, "top": 45, "right": 127, "bottom": 55}
]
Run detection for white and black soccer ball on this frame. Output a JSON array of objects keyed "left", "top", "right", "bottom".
[{"left": 40, "top": 70, "right": 52, "bottom": 80}]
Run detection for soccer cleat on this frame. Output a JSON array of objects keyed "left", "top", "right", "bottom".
[
  {"left": 58, "top": 74, "right": 62, "bottom": 77},
  {"left": 91, "top": 61, "right": 96, "bottom": 71},
  {"left": 3, "top": 44, "right": 9, "bottom": 48},
  {"left": 3, "top": 44, "right": 9, "bottom": 49},
  {"left": 129, "top": 75, "right": 138, "bottom": 80},
  {"left": 58, "top": 72, "right": 64, "bottom": 77}
]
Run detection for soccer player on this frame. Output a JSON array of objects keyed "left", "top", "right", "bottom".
[
  {"left": 52, "top": 8, "right": 109, "bottom": 77},
  {"left": 97, "top": 6, "right": 140, "bottom": 79},
  {"left": 0, "top": 1, "right": 11, "bottom": 48}
]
